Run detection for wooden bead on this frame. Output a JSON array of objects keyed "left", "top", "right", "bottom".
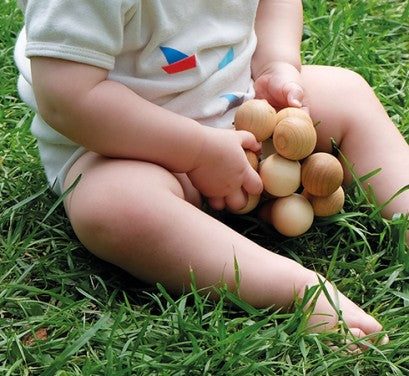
[
  {"left": 305, "top": 186, "right": 345, "bottom": 217},
  {"left": 273, "top": 117, "right": 317, "bottom": 160},
  {"left": 259, "top": 153, "right": 301, "bottom": 197},
  {"left": 276, "top": 107, "right": 313, "bottom": 125},
  {"left": 270, "top": 194, "right": 314, "bottom": 237},
  {"left": 301, "top": 152, "right": 343, "bottom": 197},
  {"left": 234, "top": 99, "right": 277, "bottom": 141},
  {"left": 245, "top": 150, "right": 259, "bottom": 171}
]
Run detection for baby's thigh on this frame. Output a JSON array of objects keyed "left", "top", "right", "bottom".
[
  {"left": 300, "top": 65, "right": 373, "bottom": 151},
  {"left": 63, "top": 151, "right": 201, "bottom": 243}
]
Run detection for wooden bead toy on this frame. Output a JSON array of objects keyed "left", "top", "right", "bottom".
[
  {"left": 301, "top": 152, "right": 343, "bottom": 197},
  {"left": 270, "top": 194, "right": 314, "bottom": 237},
  {"left": 234, "top": 99, "right": 277, "bottom": 141},
  {"left": 231, "top": 101, "right": 345, "bottom": 234},
  {"left": 259, "top": 153, "right": 301, "bottom": 197},
  {"left": 245, "top": 150, "right": 259, "bottom": 171},
  {"left": 272, "top": 116, "right": 317, "bottom": 160},
  {"left": 304, "top": 186, "right": 345, "bottom": 217},
  {"left": 275, "top": 107, "right": 313, "bottom": 125}
]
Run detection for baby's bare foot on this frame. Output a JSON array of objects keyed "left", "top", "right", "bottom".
[{"left": 298, "top": 275, "right": 389, "bottom": 346}]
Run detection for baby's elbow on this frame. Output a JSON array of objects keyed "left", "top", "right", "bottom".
[
  {"left": 30, "top": 58, "right": 77, "bottom": 130},
  {"left": 30, "top": 56, "right": 108, "bottom": 132},
  {"left": 34, "top": 90, "right": 69, "bottom": 131}
]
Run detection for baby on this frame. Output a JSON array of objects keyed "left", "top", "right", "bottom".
[{"left": 15, "top": 0, "right": 409, "bottom": 343}]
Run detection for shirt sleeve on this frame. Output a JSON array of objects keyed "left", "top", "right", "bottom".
[{"left": 23, "top": 0, "right": 137, "bottom": 70}]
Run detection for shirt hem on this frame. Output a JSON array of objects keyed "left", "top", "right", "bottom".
[{"left": 25, "top": 42, "right": 115, "bottom": 70}]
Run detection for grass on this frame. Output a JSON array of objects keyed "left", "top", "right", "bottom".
[{"left": 1, "top": 0, "right": 409, "bottom": 374}]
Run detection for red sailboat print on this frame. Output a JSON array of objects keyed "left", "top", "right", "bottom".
[{"left": 160, "top": 46, "right": 197, "bottom": 74}]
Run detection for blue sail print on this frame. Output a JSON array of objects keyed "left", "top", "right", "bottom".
[
  {"left": 218, "top": 47, "right": 234, "bottom": 70},
  {"left": 220, "top": 93, "right": 245, "bottom": 111}
]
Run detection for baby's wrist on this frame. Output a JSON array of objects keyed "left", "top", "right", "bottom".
[
  {"left": 252, "top": 60, "right": 300, "bottom": 81},
  {"left": 185, "top": 124, "right": 214, "bottom": 173}
]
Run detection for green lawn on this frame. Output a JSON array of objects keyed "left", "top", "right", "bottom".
[{"left": 1, "top": 0, "right": 409, "bottom": 374}]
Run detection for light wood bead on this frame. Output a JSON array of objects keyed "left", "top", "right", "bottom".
[
  {"left": 270, "top": 194, "right": 314, "bottom": 237},
  {"left": 306, "top": 186, "right": 345, "bottom": 217},
  {"left": 259, "top": 153, "right": 301, "bottom": 197},
  {"left": 245, "top": 150, "right": 259, "bottom": 171},
  {"left": 301, "top": 152, "right": 344, "bottom": 197},
  {"left": 275, "top": 107, "right": 313, "bottom": 125},
  {"left": 234, "top": 99, "right": 277, "bottom": 141},
  {"left": 273, "top": 117, "right": 317, "bottom": 160}
]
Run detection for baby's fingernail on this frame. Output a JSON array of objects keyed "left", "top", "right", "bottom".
[{"left": 291, "top": 98, "right": 302, "bottom": 107}]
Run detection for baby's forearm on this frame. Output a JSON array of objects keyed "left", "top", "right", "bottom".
[
  {"left": 31, "top": 57, "right": 206, "bottom": 173},
  {"left": 252, "top": 0, "right": 303, "bottom": 78},
  {"left": 70, "top": 79, "right": 207, "bottom": 173}
]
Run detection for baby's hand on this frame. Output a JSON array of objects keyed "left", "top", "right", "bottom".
[
  {"left": 187, "top": 127, "right": 263, "bottom": 211},
  {"left": 254, "top": 61, "right": 306, "bottom": 111}
]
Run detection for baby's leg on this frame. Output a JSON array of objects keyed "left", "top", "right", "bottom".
[
  {"left": 63, "top": 151, "right": 384, "bottom": 339},
  {"left": 301, "top": 65, "right": 409, "bottom": 220}
]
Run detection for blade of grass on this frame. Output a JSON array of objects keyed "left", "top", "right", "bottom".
[{"left": 41, "top": 313, "right": 111, "bottom": 376}]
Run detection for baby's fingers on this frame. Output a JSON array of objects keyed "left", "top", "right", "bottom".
[
  {"left": 242, "top": 166, "right": 263, "bottom": 196},
  {"left": 225, "top": 189, "right": 248, "bottom": 212},
  {"left": 208, "top": 197, "right": 226, "bottom": 211},
  {"left": 236, "top": 130, "right": 261, "bottom": 153},
  {"left": 283, "top": 81, "right": 304, "bottom": 108}
]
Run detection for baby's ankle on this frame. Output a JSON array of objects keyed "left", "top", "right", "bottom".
[
  {"left": 295, "top": 273, "right": 341, "bottom": 332},
  {"left": 295, "top": 272, "right": 328, "bottom": 303}
]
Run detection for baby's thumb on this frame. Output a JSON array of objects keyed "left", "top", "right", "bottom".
[{"left": 283, "top": 81, "right": 304, "bottom": 108}]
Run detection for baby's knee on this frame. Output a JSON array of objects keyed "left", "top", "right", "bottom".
[
  {"left": 331, "top": 66, "right": 372, "bottom": 96},
  {"left": 66, "top": 178, "right": 177, "bottom": 254},
  {"left": 70, "top": 190, "right": 145, "bottom": 240}
]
